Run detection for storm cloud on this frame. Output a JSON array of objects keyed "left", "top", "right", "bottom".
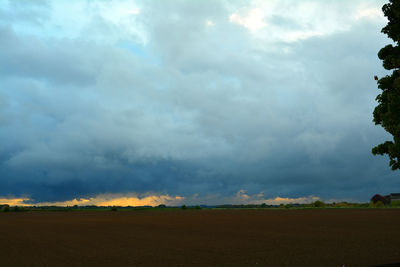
[{"left": 0, "top": 0, "right": 398, "bottom": 204}]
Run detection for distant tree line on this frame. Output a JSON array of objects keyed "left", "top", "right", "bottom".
[{"left": 1, "top": 200, "right": 399, "bottom": 212}]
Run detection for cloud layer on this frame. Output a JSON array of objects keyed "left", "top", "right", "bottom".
[
  {"left": 0, "top": 191, "right": 319, "bottom": 207},
  {"left": 0, "top": 0, "right": 398, "bottom": 204}
]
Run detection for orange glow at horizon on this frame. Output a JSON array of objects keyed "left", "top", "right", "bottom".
[
  {"left": 0, "top": 194, "right": 185, "bottom": 207},
  {"left": 0, "top": 198, "right": 31, "bottom": 206}
]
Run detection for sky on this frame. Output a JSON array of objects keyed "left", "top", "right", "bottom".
[{"left": 0, "top": 0, "right": 398, "bottom": 206}]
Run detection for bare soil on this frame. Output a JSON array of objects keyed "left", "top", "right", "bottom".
[{"left": 0, "top": 209, "right": 399, "bottom": 266}]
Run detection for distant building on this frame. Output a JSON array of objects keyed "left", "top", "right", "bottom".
[
  {"left": 370, "top": 194, "right": 391, "bottom": 205},
  {"left": 370, "top": 193, "right": 400, "bottom": 205}
]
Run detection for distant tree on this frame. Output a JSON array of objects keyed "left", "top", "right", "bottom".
[
  {"left": 11, "top": 206, "right": 25, "bottom": 212},
  {"left": 373, "top": 0, "right": 400, "bottom": 170},
  {"left": 181, "top": 205, "right": 187, "bottom": 210},
  {"left": 1, "top": 205, "right": 10, "bottom": 212},
  {"left": 334, "top": 202, "right": 348, "bottom": 208},
  {"left": 111, "top": 206, "right": 117, "bottom": 211},
  {"left": 312, "top": 200, "right": 325, "bottom": 208}
]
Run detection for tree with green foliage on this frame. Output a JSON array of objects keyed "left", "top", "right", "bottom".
[
  {"left": 373, "top": 0, "right": 400, "bottom": 170},
  {"left": 312, "top": 200, "right": 325, "bottom": 208},
  {"left": 1, "top": 205, "right": 10, "bottom": 212}
]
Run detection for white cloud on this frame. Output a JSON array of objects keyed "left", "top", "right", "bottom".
[
  {"left": 206, "top": 20, "right": 215, "bottom": 26},
  {"left": 230, "top": 8, "right": 267, "bottom": 31},
  {"left": 355, "top": 7, "right": 384, "bottom": 21},
  {"left": 172, "top": 191, "right": 322, "bottom": 205},
  {"left": 228, "top": 0, "right": 386, "bottom": 43}
]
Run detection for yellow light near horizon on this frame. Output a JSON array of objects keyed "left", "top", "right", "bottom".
[
  {"left": 0, "top": 198, "right": 30, "bottom": 206},
  {"left": 3, "top": 194, "right": 185, "bottom": 207},
  {"left": 96, "top": 195, "right": 185, "bottom": 207}
]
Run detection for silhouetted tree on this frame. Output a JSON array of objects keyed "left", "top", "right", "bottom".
[
  {"left": 312, "top": 200, "right": 325, "bottom": 208},
  {"left": 1, "top": 205, "right": 10, "bottom": 212},
  {"left": 373, "top": 0, "right": 400, "bottom": 170}
]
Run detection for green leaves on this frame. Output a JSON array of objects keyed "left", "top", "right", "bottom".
[
  {"left": 373, "top": 0, "right": 400, "bottom": 170},
  {"left": 382, "top": 0, "right": 400, "bottom": 43},
  {"left": 378, "top": 45, "right": 400, "bottom": 70}
]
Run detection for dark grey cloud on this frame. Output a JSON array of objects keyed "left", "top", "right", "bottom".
[
  {"left": 0, "top": 0, "right": 397, "bottom": 203},
  {"left": 0, "top": 26, "right": 97, "bottom": 85}
]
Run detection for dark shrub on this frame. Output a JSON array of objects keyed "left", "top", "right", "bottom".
[
  {"left": 390, "top": 201, "right": 400, "bottom": 207},
  {"left": 374, "top": 201, "right": 385, "bottom": 208},
  {"left": 312, "top": 200, "right": 325, "bottom": 208},
  {"left": 111, "top": 206, "right": 117, "bottom": 211},
  {"left": 1, "top": 205, "right": 10, "bottom": 212},
  {"left": 11, "top": 206, "right": 25, "bottom": 212},
  {"left": 181, "top": 205, "right": 187, "bottom": 210},
  {"left": 334, "top": 202, "right": 348, "bottom": 208}
]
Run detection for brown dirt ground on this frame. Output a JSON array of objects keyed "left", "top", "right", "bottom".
[{"left": 0, "top": 209, "right": 399, "bottom": 266}]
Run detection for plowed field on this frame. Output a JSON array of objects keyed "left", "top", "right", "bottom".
[{"left": 0, "top": 209, "right": 399, "bottom": 266}]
